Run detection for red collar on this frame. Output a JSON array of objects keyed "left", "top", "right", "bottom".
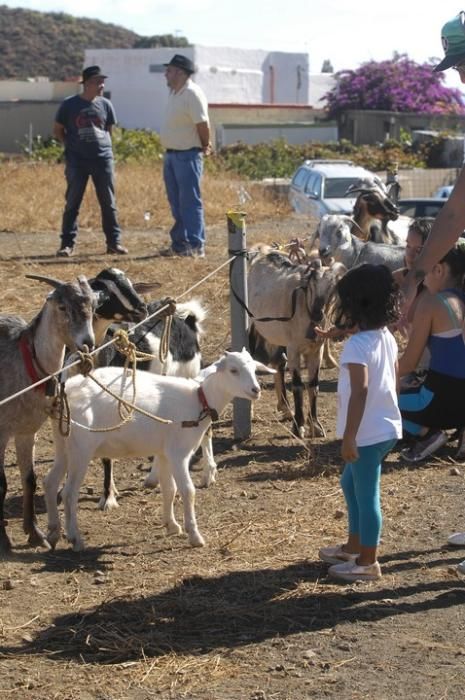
[
  {"left": 198, "top": 387, "right": 219, "bottom": 422},
  {"left": 181, "top": 387, "right": 218, "bottom": 428},
  {"left": 19, "top": 334, "right": 45, "bottom": 393}
]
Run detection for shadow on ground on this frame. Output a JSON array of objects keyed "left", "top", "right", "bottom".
[{"left": 4, "top": 554, "right": 465, "bottom": 664}]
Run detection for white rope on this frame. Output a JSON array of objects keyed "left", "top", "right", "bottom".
[{"left": 0, "top": 255, "right": 236, "bottom": 408}]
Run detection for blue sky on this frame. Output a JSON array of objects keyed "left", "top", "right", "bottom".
[{"left": 4, "top": 0, "right": 465, "bottom": 90}]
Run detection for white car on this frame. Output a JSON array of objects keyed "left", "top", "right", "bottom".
[
  {"left": 433, "top": 185, "right": 454, "bottom": 199},
  {"left": 288, "top": 159, "right": 386, "bottom": 218}
]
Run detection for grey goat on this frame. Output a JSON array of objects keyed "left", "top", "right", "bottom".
[
  {"left": 0, "top": 274, "right": 97, "bottom": 553},
  {"left": 318, "top": 214, "right": 406, "bottom": 271}
]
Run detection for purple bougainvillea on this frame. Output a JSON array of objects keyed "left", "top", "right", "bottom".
[{"left": 324, "top": 56, "right": 465, "bottom": 118}]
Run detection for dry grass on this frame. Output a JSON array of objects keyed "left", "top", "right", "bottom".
[{"left": 0, "top": 162, "right": 290, "bottom": 234}]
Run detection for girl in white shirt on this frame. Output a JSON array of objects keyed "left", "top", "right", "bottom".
[{"left": 318, "top": 264, "right": 402, "bottom": 582}]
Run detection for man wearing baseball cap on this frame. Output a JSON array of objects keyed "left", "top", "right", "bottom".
[
  {"left": 403, "top": 11, "right": 465, "bottom": 292},
  {"left": 159, "top": 54, "right": 211, "bottom": 258},
  {"left": 53, "top": 65, "right": 128, "bottom": 256},
  {"left": 402, "top": 11, "right": 465, "bottom": 575},
  {"left": 434, "top": 11, "right": 465, "bottom": 74}
]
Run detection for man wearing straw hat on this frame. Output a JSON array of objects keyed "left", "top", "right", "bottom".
[{"left": 53, "top": 65, "right": 128, "bottom": 257}]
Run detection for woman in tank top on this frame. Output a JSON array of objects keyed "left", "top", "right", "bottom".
[{"left": 398, "top": 243, "right": 465, "bottom": 462}]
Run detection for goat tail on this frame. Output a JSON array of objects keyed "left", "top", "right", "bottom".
[{"left": 175, "top": 299, "right": 207, "bottom": 334}]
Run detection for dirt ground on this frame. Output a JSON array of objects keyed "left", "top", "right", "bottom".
[{"left": 1, "top": 219, "right": 465, "bottom": 700}]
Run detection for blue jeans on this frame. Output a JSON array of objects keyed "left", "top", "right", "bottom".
[
  {"left": 61, "top": 158, "right": 121, "bottom": 248},
  {"left": 163, "top": 148, "right": 205, "bottom": 253},
  {"left": 340, "top": 438, "right": 397, "bottom": 547}
]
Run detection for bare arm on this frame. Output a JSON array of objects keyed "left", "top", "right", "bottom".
[
  {"left": 196, "top": 121, "right": 211, "bottom": 155},
  {"left": 341, "top": 363, "right": 368, "bottom": 463},
  {"left": 53, "top": 122, "right": 65, "bottom": 143},
  {"left": 398, "top": 294, "right": 433, "bottom": 377},
  {"left": 403, "top": 168, "right": 465, "bottom": 305}
]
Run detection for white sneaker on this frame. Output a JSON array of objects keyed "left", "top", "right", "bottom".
[
  {"left": 328, "top": 559, "right": 382, "bottom": 582},
  {"left": 319, "top": 543, "right": 359, "bottom": 565},
  {"left": 448, "top": 532, "right": 465, "bottom": 547}
]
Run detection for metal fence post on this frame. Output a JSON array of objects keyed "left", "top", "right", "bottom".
[{"left": 227, "top": 210, "right": 251, "bottom": 440}]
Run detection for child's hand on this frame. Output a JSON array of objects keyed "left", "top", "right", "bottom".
[{"left": 341, "top": 435, "right": 358, "bottom": 463}]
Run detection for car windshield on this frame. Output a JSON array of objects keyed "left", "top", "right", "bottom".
[
  {"left": 323, "top": 178, "right": 361, "bottom": 198},
  {"left": 398, "top": 201, "right": 445, "bottom": 218}
]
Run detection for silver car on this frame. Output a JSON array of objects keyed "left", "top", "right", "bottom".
[{"left": 288, "top": 159, "right": 386, "bottom": 218}]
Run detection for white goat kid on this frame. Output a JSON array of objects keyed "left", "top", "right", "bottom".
[
  {"left": 143, "top": 374, "right": 217, "bottom": 492},
  {"left": 44, "top": 349, "right": 274, "bottom": 551}
]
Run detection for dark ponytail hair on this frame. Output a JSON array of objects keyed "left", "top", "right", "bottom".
[
  {"left": 334, "top": 264, "right": 401, "bottom": 331},
  {"left": 439, "top": 239, "right": 465, "bottom": 281}
]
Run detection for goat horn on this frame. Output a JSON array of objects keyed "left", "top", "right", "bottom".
[
  {"left": 132, "top": 281, "right": 162, "bottom": 293},
  {"left": 25, "top": 274, "right": 63, "bottom": 288}
]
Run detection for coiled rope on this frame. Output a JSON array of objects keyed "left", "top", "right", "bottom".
[{"left": 61, "top": 340, "right": 173, "bottom": 434}]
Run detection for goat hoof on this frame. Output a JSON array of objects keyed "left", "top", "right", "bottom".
[
  {"left": 46, "top": 527, "right": 61, "bottom": 550},
  {"left": 166, "top": 522, "right": 182, "bottom": 536},
  {"left": 27, "top": 525, "right": 49, "bottom": 549},
  {"left": 98, "top": 495, "right": 119, "bottom": 511},
  {"left": 292, "top": 423, "right": 305, "bottom": 439},
  {"left": 199, "top": 472, "right": 216, "bottom": 489},
  {"left": 189, "top": 531, "right": 205, "bottom": 547},
  {"left": 0, "top": 532, "right": 12, "bottom": 555},
  {"left": 70, "top": 538, "right": 85, "bottom": 552},
  {"left": 66, "top": 531, "right": 85, "bottom": 551},
  {"left": 311, "top": 422, "right": 326, "bottom": 439},
  {"left": 144, "top": 474, "right": 159, "bottom": 489}
]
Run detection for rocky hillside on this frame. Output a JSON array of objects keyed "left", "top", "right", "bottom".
[{"left": 0, "top": 5, "right": 188, "bottom": 80}]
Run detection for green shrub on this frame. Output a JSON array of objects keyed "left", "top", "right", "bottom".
[
  {"left": 111, "top": 127, "right": 164, "bottom": 163},
  {"left": 208, "top": 137, "right": 427, "bottom": 179},
  {"left": 21, "top": 134, "right": 64, "bottom": 162},
  {"left": 22, "top": 127, "right": 164, "bottom": 164},
  {"left": 20, "top": 128, "right": 440, "bottom": 176}
]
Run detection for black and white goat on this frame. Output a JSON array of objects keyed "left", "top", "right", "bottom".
[
  {"left": 0, "top": 275, "right": 97, "bottom": 553},
  {"left": 44, "top": 349, "right": 275, "bottom": 551},
  {"left": 346, "top": 180, "right": 410, "bottom": 244},
  {"left": 89, "top": 267, "right": 150, "bottom": 342}
]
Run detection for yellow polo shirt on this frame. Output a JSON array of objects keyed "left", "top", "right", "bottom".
[{"left": 160, "top": 79, "right": 209, "bottom": 150}]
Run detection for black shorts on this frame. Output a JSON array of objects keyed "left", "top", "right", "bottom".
[{"left": 400, "top": 370, "right": 465, "bottom": 429}]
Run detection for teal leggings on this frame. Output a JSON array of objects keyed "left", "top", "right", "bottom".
[{"left": 340, "top": 439, "right": 397, "bottom": 547}]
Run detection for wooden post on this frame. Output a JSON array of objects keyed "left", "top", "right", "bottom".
[{"left": 227, "top": 210, "right": 251, "bottom": 440}]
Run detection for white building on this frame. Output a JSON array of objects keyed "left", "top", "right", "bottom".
[{"left": 84, "top": 45, "right": 312, "bottom": 133}]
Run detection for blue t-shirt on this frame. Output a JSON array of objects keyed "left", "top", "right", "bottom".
[{"left": 55, "top": 95, "right": 116, "bottom": 160}]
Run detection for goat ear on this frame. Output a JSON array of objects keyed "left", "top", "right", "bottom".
[
  {"left": 254, "top": 360, "right": 277, "bottom": 375},
  {"left": 132, "top": 281, "right": 161, "bottom": 293},
  {"left": 216, "top": 355, "right": 228, "bottom": 370},
  {"left": 25, "top": 273, "right": 63, "bottom": 288}
]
